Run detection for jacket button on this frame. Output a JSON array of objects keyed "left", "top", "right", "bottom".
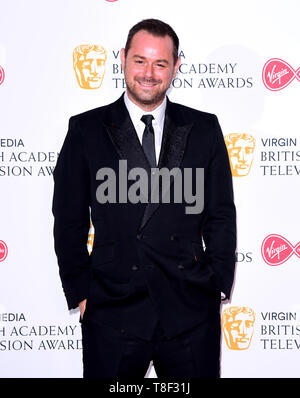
[
  {"left": 136, "top": 233, "right": 145, "bottom": 240},
  {"left": 177, "top": 264, "right": 184, "bottom": 270},
  {"left": 170, "top": 235, "right": 176, "bottom": 241},
  {"left": 132, "top": 265, "right": 139, "bottom": 271}
]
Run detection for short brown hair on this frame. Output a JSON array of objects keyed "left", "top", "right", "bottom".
[{"left": 124, "top": 19, "right": 179, "bottom": 65}]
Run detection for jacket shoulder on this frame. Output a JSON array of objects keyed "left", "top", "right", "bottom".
[
  {"left": 169, "top": 100, "right": 218, "bottom": 125},
  {"left": 69, "top": 102, "right": 112, "bottom": 124}
]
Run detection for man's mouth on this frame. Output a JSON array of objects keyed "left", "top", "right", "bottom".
[{"left": 136, "top": 78, "right": 160, "bottom": 88}]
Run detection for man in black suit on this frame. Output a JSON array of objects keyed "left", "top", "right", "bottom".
[{"left": 52, "top": 19, "right": 236, "bottom": 378}]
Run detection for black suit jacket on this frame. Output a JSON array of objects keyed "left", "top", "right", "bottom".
[{"left": 52, "top": 94, "right": 236, "bottom": 340}]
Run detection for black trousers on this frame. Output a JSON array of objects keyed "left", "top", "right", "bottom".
[{"left": 81, "top": 309, "right": 221, "bottom": 378}]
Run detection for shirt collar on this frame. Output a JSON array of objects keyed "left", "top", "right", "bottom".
[{"left": 124, "top": 91, "right": 166, "bottom": 131}]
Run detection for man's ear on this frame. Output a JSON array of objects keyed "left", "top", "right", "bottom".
[
  {"left": 120, "top": 48, "right": 126, "bottom": 70},
  {"left": 173, "top": 56, "right": 181, "bottom": 78}
]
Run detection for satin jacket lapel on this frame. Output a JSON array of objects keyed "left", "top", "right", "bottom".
[
  {"left": 103, "top": 95, "right": 150, "bottom": 203},
  {"left": 103, "top": 94, "right": 193, "bottom": 231},
  {"left": 138, "top": 99, "right": 193, "bottom": 231}
]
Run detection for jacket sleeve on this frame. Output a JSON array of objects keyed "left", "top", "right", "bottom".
[
  {"left": 202, "top": 115, "right": 236, "bottom": 300},
  {"left": 52, "top": 116, "right": 92, "bottom": 309}
]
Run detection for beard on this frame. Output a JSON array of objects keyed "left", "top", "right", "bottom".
[{"left": 125, "top": 76, "right": 169, "bottom": 108}]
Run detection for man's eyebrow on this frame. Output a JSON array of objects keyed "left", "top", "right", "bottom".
[{"left": 132, "top": 55, "right": 169, "bottom": 64}]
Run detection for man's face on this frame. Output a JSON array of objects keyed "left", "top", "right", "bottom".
[
  {"left": 75, "top": 50, "right": 106, "bottom": 89},
  {"left": 121, "top": 30, "right": 180, "bottom": 110}
]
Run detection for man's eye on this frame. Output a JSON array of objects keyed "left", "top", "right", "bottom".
[{"left": 157, "top": 64, "right": 165, "bottom": 68}]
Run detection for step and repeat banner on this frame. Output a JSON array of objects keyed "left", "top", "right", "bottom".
[{"left": 0, "top": 0, "right": 299, "bottom": 378}]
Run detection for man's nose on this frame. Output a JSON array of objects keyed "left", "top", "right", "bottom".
[{"left": 144, "top": 63, "right": 154, "bottom": 78}]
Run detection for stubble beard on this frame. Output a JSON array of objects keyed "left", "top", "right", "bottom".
[{"left": 125, "top": 76, "right": 169, "bottom": 108}]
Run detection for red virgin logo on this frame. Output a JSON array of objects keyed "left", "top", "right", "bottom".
[
  {"left": 0, "top": 65, "right": 4, "bottom": 85},
  {"left": 262, "top": 58, "right": 300, "bottom": 91},
  {"left": 0, "top": 240, "right": 8, "bottom": 262},
  {"left": 261, "top": 234, "right": 300, "bottom": 266}
]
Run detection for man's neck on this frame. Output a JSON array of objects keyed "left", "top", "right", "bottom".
[{"left": 125, "top": 91, "right": 165, "bottom": 112}]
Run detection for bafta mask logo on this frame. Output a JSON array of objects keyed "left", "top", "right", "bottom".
[
  {"left": 87, "top": 222, "right": 94, "bottom": 255},
  {"left": 222, "top": 306, "right": 255, "bottom": 350},
  {"left": 224, "top": 133, "right": 255, "bottom": 177},
  {"left": 73, "top": 45, "right": 107, "bottom": 89}
]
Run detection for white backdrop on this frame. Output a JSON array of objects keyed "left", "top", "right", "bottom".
[{"left": 0, "top": 0, "right": 299, "bottom": 378}]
